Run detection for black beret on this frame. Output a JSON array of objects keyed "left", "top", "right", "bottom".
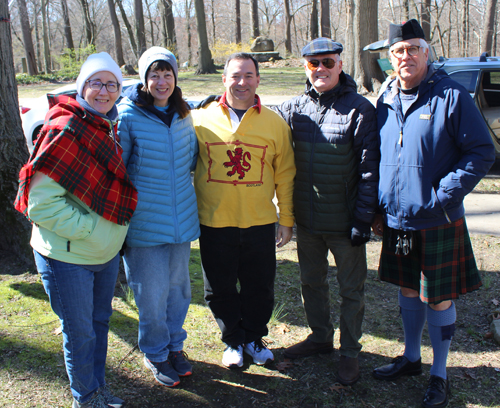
[{"left": 388, "top": 19, "right": 425, "bottom": 46}]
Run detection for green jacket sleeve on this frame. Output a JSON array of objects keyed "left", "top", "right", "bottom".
[{"left": 27, "top": 172, "right": 94, "bottom": 240}]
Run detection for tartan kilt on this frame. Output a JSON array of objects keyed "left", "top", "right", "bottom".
[{"left": 378, "top": 217, "right": 482, "bottom": 304}]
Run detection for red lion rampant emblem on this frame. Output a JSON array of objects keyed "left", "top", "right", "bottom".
[{"left": 223, "top": 147, "right": 251, "bottom": 179}]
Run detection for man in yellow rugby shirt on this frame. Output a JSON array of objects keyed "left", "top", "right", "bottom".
[{"left": 191, "top": 53, "right": 295, "bottom": 369}]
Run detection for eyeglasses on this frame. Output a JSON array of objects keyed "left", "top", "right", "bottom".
[
  {"left": 85, "top": 80, "right": 120, "bottom": 93},
  {"left": 390, "top": 46, "right": 421, "bottom": 58},
  {"left": 306, "top": 58, "right": 337, "bottom": 70}
]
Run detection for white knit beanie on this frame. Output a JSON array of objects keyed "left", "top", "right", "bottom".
[
  {"left": 138, "top": 47, "right": 178, "bottom": 85},
  {"left": 76, "top": 52, "right": 123, "bottom": 97}
]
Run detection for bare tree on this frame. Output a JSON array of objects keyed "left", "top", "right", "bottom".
[
  {"left": 210, "top": 0, "right": 216, "bottom": 46},
  {"left": 134, "top": 0, "right": 147, "bottom": 56},
  {"left": 310, "top": 0, "right": 318, "bottom": 39},
  {"left": 352, "top": 0, "right": 383, "bottom": 93},
  {"left": 116, "top": 0, "right": 138, "bottom": 61},
  {"left": 482, "top": 0, "right": 497, "bottom": 54},
  {"left": 107, "top": 0, "right": 125, "bottom": 66},
  {"left": 16, "top": 0, "right": 38, "bottom": 75},
  {"left": 0, "top": 0, "right": 35, "bottom": 269},
  {"left": 421, "top": 0, "right": 431, "bottom": 40},
  {"left": 78, "top": 0, "right": 94, "bottom": 46},
  {"left": 159, "top": 0, "right": 177, "bottom": 54},
  {"left": 194, "top": 0, "right": 216, "bottom": 73},
  {"left": 41, "top": 0, "right": 50, "bottom": 72},
  {"left": 320, "top": 0, "right": 330, "bottom": 38},
  {"left": 284, "top": 0, "right": 292, "bottom": 53},
  {"left": 185, "top": 0, "right": 193, "bottom": 64},
  {"left": 235, "top": 0, "right": 241, "bottom": 43},
  {"left": 60, "top": 0, "right": 74, "bottom": 50},
  {"left": 403, "top": 0, "right": 410, "bottom": 20},
  {"left": 250, "top": 0, "right": 259, "bottom": 38},
  {"left": 461, "top": 0, "right": 470, "bottom": 56}
]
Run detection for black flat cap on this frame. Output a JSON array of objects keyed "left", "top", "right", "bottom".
[
  {"left": 389, "top": 19, "right": 425, "bottom": 46},
  {"left": 302, "top": 38, "right": 343, "bottom": 56}
]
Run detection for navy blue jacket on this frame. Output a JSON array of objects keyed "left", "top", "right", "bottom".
[
  {"left": 274, "top": 72, "right": 379, "bottom": 235},
  {"left": 377, "top": 65, "right": 495, "bottom": 230}
]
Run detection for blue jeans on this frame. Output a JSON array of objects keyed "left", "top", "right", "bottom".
[
  {"left": 34, "top": 251, "right": 119, "bottom": 404},
  {"left": 123, "top": 243, "right": 191, "bottom": 362}
]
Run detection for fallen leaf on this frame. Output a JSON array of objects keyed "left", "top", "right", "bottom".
[
  {"left": 276, "top": 360, "right": 294, "bottom": 372},
  {"left": 330, "top": 384, "right": 349, "bottom": 394},
  {"left": 485, "top": 332, "right": 493, "bottom": 339},
  {"left": 492, "top": 299, "right": 499, "bottom": 306},
  {"left": 52, "top": 326, "right": 62, "bottom": 336},
  {"left": 464, "top": 369, "right": 477, "bottom": 380}
]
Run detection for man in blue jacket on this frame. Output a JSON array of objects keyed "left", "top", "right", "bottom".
[
  {"left": 274, "top": 38, "right": 379, "bottom": 386},
  {"left": 372, "top": 20, "right": 495, "bottom": 408}
]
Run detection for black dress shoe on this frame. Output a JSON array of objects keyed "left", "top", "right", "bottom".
[
  {"left": 422, "top": 375, "right": 450, "bottom": 408},
  {"left": 372, "top": 355, "right": 422, "bottom": 381}
]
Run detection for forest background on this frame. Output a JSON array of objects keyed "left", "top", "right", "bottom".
[{"left": 6, "top": 0, "right": 500, "bottom": 95}]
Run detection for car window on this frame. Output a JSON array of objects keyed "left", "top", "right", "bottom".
[{"left": 448, "top": 70, "right": 478, "bottom": 94}]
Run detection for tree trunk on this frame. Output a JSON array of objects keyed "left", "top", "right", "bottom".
[
  {"left": 235, "top": 0, "right": 241, "bottom": 43},
  {"left": 461, "top": 0, "right": 470, "bottom": 56},
  {"left": 284, "top": 0, "right": 292, "bottom": 53},
  {"left": 17, "top": 0, "right": 38, "bottom": 75},
  {"left": 60, "top": 0, "right": 74, "bottom": 50},
  {"left": 345, "top": 0, "right": 354, "bottom": 77},
  {"left": 116, "top": 0, "right": 138, "bottom": 61},
  {"left": 353, "top": 0, "right": 383, "bottom": 93},
  {"left": 160, "top": 0, "right": 177, "bottom": 54},
  {"left": 403, "top": 0, "right": 410, "bottom": 20},
  {"left": 134, "top": 0, "right": 147, "bottom": 56},
  {"left": 210, "top": 0, "right": 216, "bottom": 46},
  {"left": 107, "top": 0, "right": 125, "bottom": 66},
  {"left": 0, "top": 0, "right": 36, "bottom": 270},
  {"left": 250, "top": 0, "right": 259, "bottom": 38},
  {"left": 194, "top": 0, "right": 216, "bottom": 74},
  {"left": 421, "top": 0, "right": 431, "bottom": 41},
  {"left": 185, "top": 0, "right": 193, "bottom": 64},
  {"left": 310, "top": 0, "right": 318, "bottom": 40},
  {"left": 41, "top": 0, "right": 51, "bottom": 73},
  {"left": 320, "top": 0, "right": 330, "bottom": 38},
  {"left": 481, "top": 0, "right": 497, "bottom": 54},
  {"left": 78, "top": 0, "right": 94, "bottom": 46}
]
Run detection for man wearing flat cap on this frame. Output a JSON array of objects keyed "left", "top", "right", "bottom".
[
  {"left": 372, "top": 19, "right": 494, "bottom": 408},
  {"left": 273, "top": 38, "right": 379, "bottom": 385}
]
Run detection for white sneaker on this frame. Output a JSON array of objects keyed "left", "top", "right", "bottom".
[
  {"left": 222, "top": 345, "right": 244, "bottom": 368},
  {"left": 244, "top": 340, "right": 274, "bottom": 365}
]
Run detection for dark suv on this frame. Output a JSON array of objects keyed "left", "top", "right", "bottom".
[{"left": 364, "top": 40, "right": 500, "bottom": 159}]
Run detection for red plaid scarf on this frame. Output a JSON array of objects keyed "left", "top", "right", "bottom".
[{"left": 15, "top": 94, "right": 137, "bottom": 226}]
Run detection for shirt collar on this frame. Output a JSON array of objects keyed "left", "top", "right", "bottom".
[{"left": 218, "top": 92, "right": 262, "bottom": 113}]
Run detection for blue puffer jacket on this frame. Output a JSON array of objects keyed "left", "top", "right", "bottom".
[
  {"left": 117, "top": 84, "right": 200, "bottom": 247},
  {"left": 377, "top": 65, "right": 495, "bottom": 231}
]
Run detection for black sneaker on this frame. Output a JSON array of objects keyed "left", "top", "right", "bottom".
[
  {"left": 168, "top": 351, "right": 193, "bottom": 377},
  {"left": 144, "top": 356, "right": 180, "bottom": 387},
  {"left": 99, "top": 385, "right": 125, "bottom": 408}
]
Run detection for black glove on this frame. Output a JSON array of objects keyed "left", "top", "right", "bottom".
[
  {"left": 350, "top": 220, "right": 371, "bottom": 247},
  {"left": 194, "top": 95, "right": 220, "bottom": 109}
]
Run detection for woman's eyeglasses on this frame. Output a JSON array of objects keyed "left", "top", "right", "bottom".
[
  {"left": 86, "top": 80, "right": 120, "bottom": 93},
  {"left": 306, "top": 58, "right": 337, "bottom": 70},
  {"left": 390, "top": 46, "right": 421, "bottom": 58}
]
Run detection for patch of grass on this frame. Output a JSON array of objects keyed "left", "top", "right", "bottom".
[
  {"left": 2, "top": 234, "right": 500, "bottom": 407},
  {"left": 474, "top": 177, "right": 500, "bottom": 194}
]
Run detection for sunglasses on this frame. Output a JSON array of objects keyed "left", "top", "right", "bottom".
[{"left": 306, "top": 58, "right": 337, "bottom": 70}]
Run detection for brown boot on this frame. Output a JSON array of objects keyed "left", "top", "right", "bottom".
[
  {"left": 283, "top": 338, "right": 334, "bottom": 359},
  {"left": 337, "top": 355, "right": 360, "bottom": 385}
]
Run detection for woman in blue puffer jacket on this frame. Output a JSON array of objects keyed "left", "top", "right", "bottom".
[{"left": 117, "top": 47, "right": 199, "bottom": 388}]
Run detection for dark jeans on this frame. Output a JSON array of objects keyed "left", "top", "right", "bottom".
[{"left": 199, "top": 223, "right": 276, "bottom": 347}]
